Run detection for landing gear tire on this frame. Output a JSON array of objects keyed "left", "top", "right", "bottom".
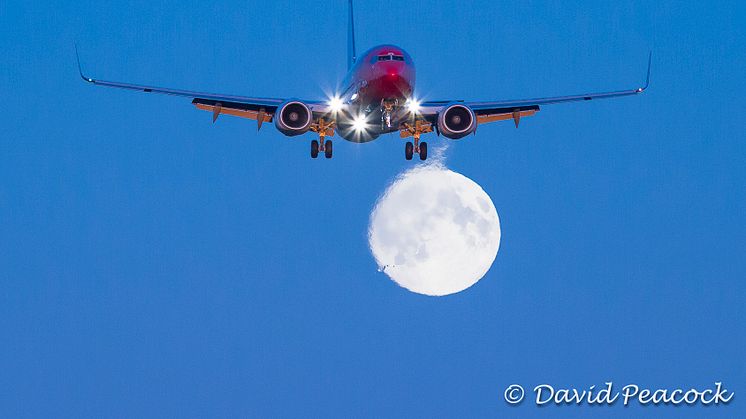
[
  {"left": 405, "top": 142, "right": 414, "bottom": 160},
  {"left": 311, "top": 140, "right": 319, "bottom": 159},
  {"left": 419, "top": 142, "right": 428, "bottom": 161},
  {"left": 324, "top": 140, "right": 333, "bottom": 159}
]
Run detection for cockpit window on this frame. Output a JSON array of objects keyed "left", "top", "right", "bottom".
[{"left": 377, "top": 54, "right": 405, "bottom": 62}]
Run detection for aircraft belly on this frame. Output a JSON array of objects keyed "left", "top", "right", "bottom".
[{"left": 338, "top": 128, "right": 381, "bottom": 143}]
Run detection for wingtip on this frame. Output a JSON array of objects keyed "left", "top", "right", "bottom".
[{"left": 75, "top": 44, "right": 94, "bottom": 83}]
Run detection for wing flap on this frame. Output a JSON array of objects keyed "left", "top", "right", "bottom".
[
  {"left": 477, "top": 107, "right": 539, "bottom": 126},
  {"left": 192, "top": 98, "right": 274, "bottom": 122},
  {"left": 193, "top": 103, "right": 273, "bottom": 123}
]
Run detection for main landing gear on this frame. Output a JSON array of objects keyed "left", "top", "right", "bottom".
[
  {"left": 310, "top": 118, "right": 335, "bottom": 159},
  {"left": 311, "top": 140, "right": 333, "bottom": 159},
  {"left": 401, "top": 120, "right": 432, "bottom": 161},
  {"left": 404, "top": 141, "right": 428, "bottom": 160}
]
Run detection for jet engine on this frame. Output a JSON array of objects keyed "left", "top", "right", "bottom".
[
  {"left": 438, "top": 103, "right": 477, "bottom": 139},
  {"left": 275, "top": 100, "right": 313, "bottom": 136}
]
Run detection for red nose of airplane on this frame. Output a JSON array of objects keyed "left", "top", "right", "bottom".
[
  {"left": 382, "top": 62, "right": 405, "bottom": 79},
  {"left": 369, "top": 61, "right": 412, "bottom": 98}
]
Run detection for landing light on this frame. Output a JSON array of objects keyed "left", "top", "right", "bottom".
[
  {"left": 328, "top": 96, "right": 343, "bottom": 113},
  {"left": 407, "top": 99, "right": 421, "bottom": 114},
  {"left": 352, "top": 114, "right": 368, "bottom": 132}
]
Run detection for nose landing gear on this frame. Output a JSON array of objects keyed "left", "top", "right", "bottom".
[
  {"left": 401, "top": 120, "right": 432, "bottom": 161},
  {"left": 380, "top": 99, "right": 399, "bottom": 130}
]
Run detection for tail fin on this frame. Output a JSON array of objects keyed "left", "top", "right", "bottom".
[{"left": 347, "top": 0, "right": 357, "bottom": 69}]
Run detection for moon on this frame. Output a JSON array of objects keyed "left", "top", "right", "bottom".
[{"left": 368, "top": 165, "right": 501, "bottom": 296}]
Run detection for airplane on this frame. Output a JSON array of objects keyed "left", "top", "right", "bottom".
[{"left": 77, "top": 0, "right": 651, "bottom": 161}]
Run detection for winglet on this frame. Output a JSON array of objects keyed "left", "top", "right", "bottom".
[
  {"left": 75, "top": 44, "right": 95, "bottom": 83},
  {"left": 347, "top": 0, "right": 357, "bottom": 70},
  {"left": 638, "top": 51, "right": 652, "bottom": 93}
]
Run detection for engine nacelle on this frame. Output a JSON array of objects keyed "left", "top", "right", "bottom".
[
  {"left": 274, "top": 100, "right": 313, "bottom": 136},
  {"left": 438, "top": 103, "right": 477, "bottom": 139}
]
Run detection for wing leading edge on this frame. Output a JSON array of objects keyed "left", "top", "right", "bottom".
[
  {"left": 75, "top": 47, "right": 297, "bottom": 124},
  {"left": 423, "top": 53, "right": 652, "bottom": 126}
]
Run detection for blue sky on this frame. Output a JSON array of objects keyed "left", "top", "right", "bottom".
[{"left": 1, "top": 0, "right": 744, "bottom": 417}]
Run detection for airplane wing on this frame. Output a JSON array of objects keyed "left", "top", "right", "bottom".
[
  {"left": 76, "top": 48, "right": 325, "bottom": 128},
  {"left": 422, "top": 53, "right": 651, "bottom": 127}
]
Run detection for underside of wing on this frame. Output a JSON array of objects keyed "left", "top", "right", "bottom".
[
  {"left": 474, "top": 105, "right": 540, "bottom": 127},
  {"left": 192, "top": 98, "right": 274, "bottom": 126}
]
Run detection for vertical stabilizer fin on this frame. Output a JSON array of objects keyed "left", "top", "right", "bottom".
[{"left": 348, "top": 0, "right": 357, "bottom": 70}]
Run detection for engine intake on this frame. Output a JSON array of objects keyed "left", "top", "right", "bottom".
[
  {"left": 438, "top": 103, "right": 476, "bottom": 139},
  {"left": 275, "top": 100, "right": 312, "bottom": 136}
]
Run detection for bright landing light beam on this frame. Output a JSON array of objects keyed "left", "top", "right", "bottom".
[
  {"left": 328, "top": 96, "right": 344, "bottom": 113},
  {"left": 406, "top": 98, "right": 421, "bottom": 114},
  {"left": 352, "top": 114, "right": 368, "bottom": 132}
]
